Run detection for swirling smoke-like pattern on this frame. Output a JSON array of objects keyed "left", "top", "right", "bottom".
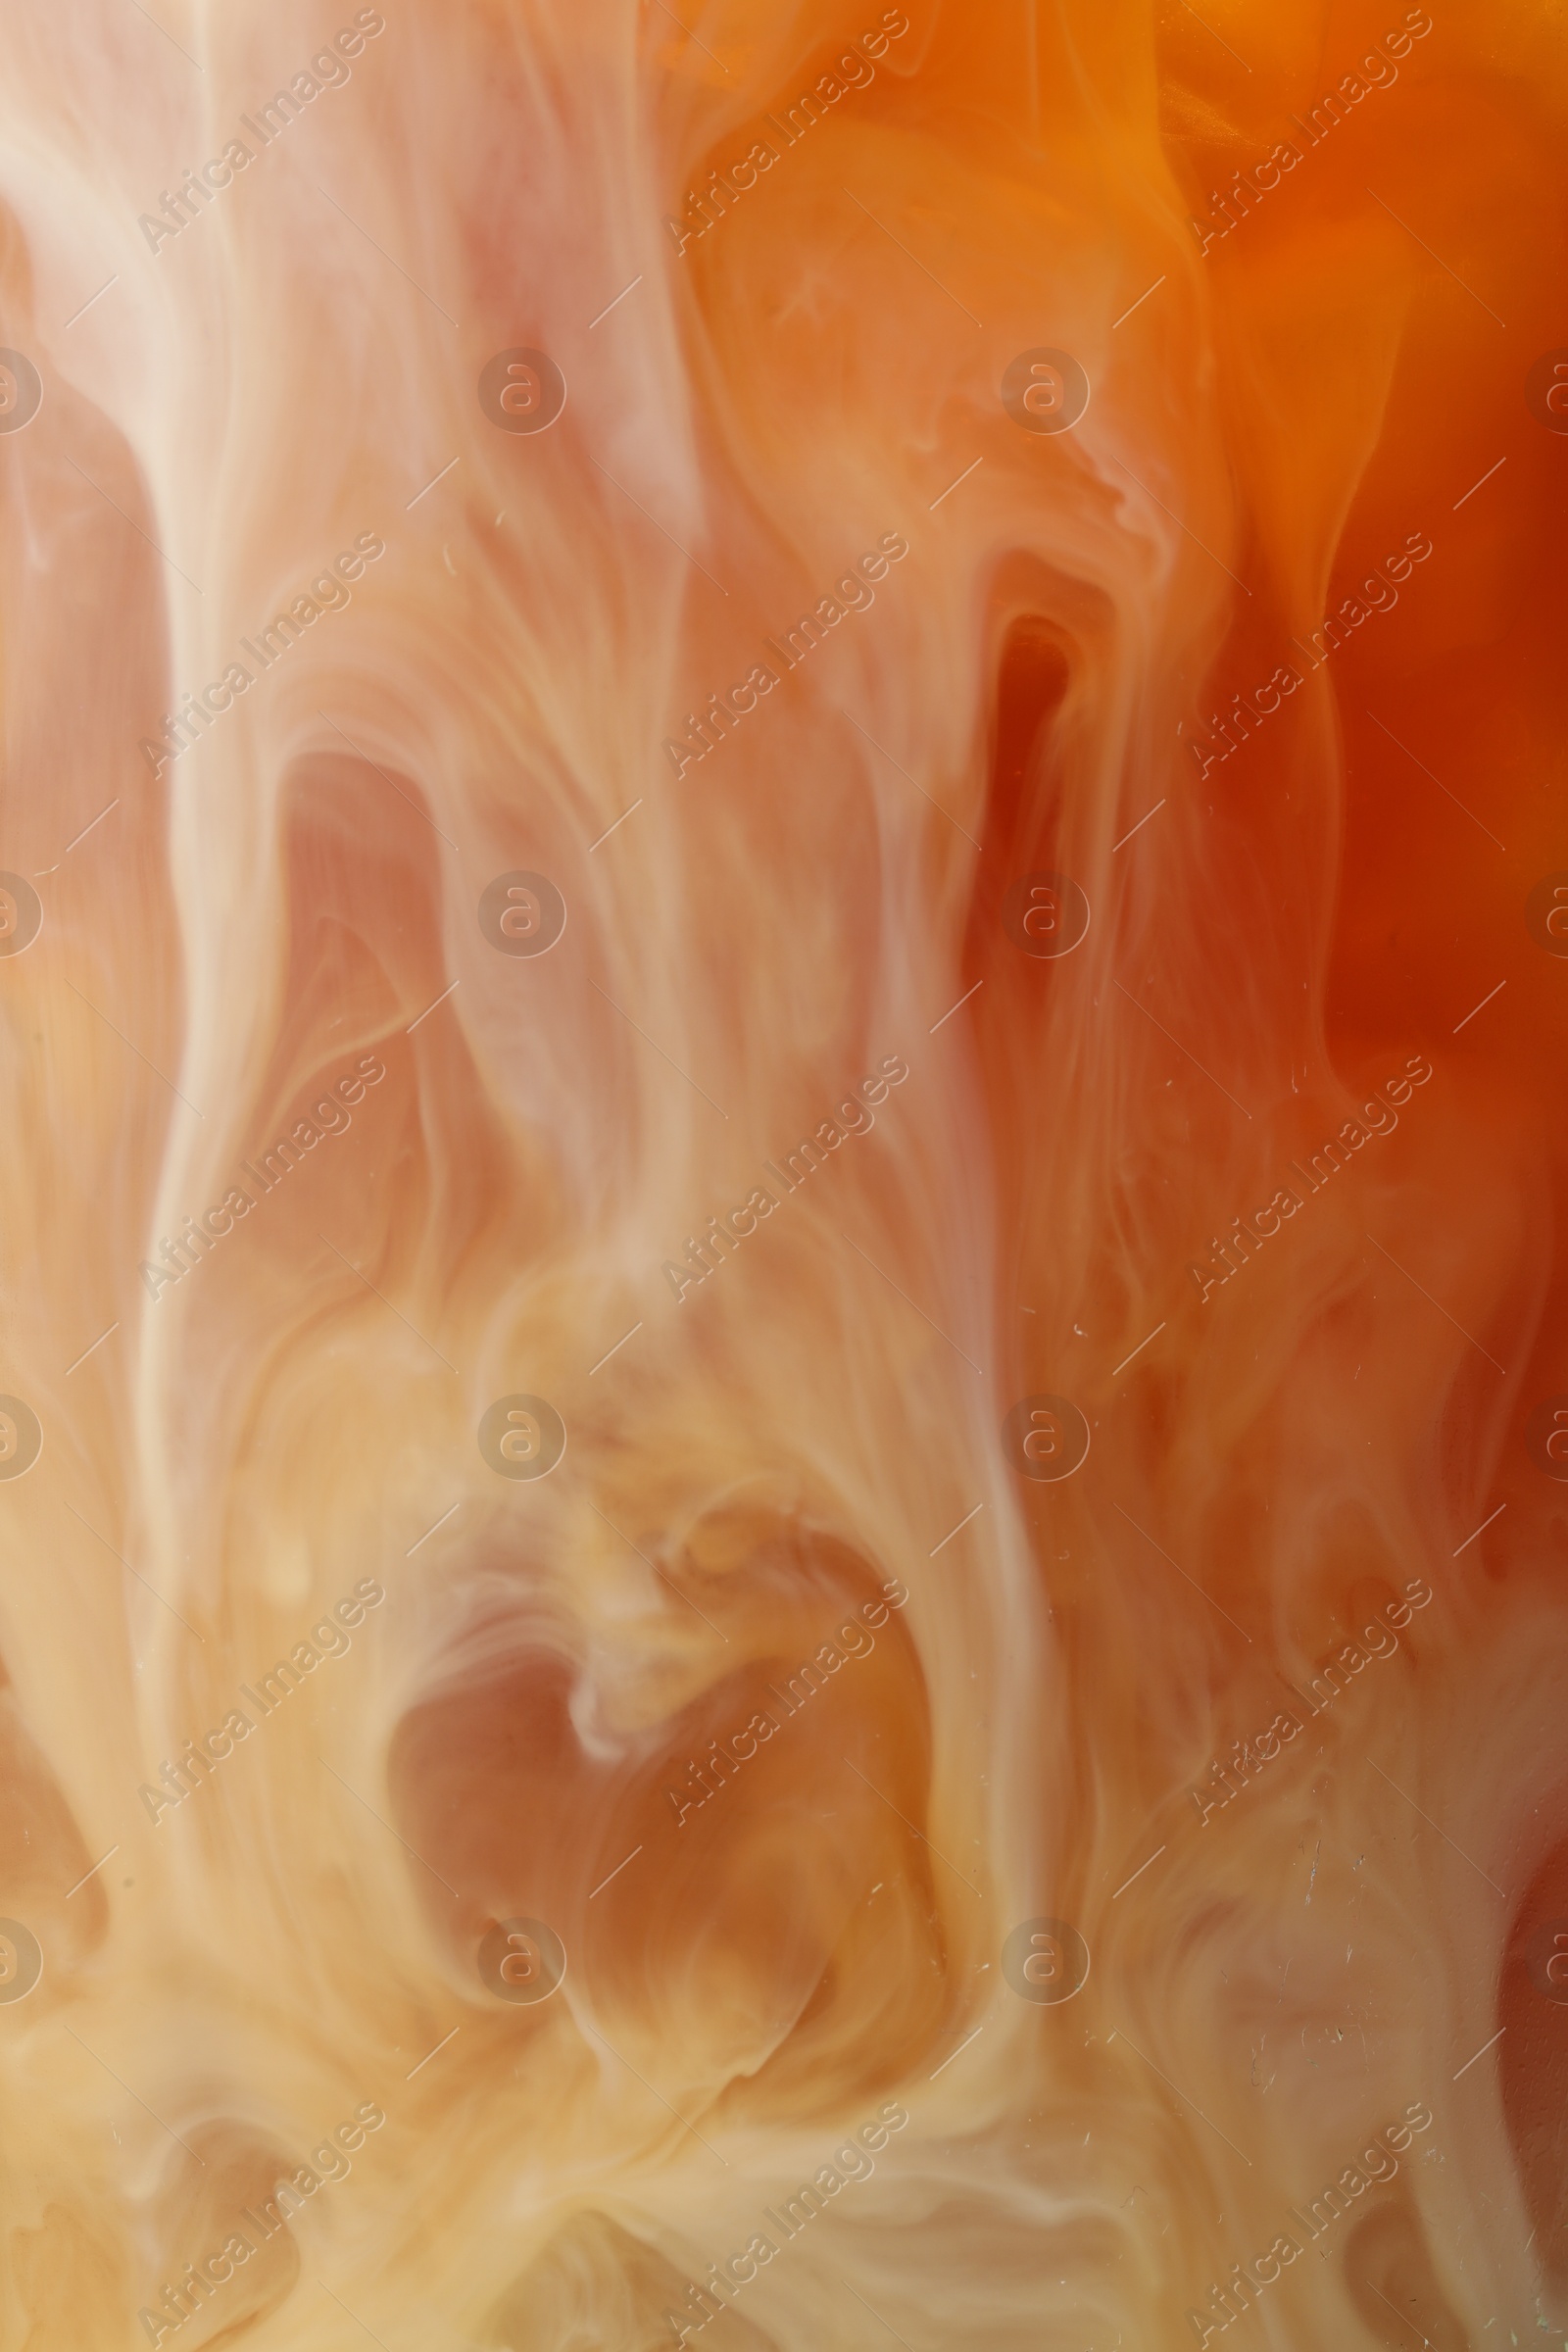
[{"left": 0, "top": 1, "right": 1564, "bottom": 2346}]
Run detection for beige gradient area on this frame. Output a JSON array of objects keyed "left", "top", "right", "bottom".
[{"left": 0, "top": 0, "right": 1564, "bottom": 2345}]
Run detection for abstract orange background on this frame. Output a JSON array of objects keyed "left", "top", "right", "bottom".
[{"left": 0, "top": 0, "right": 1565, "bottom": 2344}]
